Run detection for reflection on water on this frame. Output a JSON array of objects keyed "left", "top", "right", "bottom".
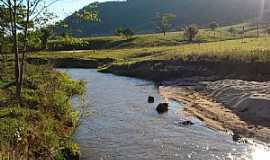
[
  {"left": 251, "top": 144, "right": 270, "bottom": 160},
  {"left": 225, "top": 143, "right": 270, "bottom": 160},
  {"left": 60, "top": 69, "right": 270, "bottom": 160}
]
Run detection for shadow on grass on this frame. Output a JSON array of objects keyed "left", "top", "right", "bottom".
[{"left": 109, "top": 37, "right": 136, "bottom": 48}]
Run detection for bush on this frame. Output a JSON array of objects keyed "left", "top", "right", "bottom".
[
  {"left": 228, "top": 27, "right": 236, "bottom": 35},
  {"left": 209, "top": 21, "right": 219, "bottom": 31},
  {"left": 115, "top": 27, "right": 134, "bottom": 40},
  {"left": 48, "top": 38, "right": 90, "bottom": 51}
]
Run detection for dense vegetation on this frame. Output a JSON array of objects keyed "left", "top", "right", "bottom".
[
  {"left": 0, "top": 0, "right": 93, "bottom": 158},
  {"left": 0, "top": 61, "right": 85, "bottom": 159},
  {"left": 60, "top": 0, "right": 270, "bottom": 36}
]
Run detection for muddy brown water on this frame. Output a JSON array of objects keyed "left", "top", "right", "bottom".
[{"left": 60, "top": 69, "right": 270, "bottom": 160}]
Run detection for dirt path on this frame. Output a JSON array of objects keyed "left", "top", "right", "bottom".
[{"left": 159, "top": 79, "right": 270, "bottom": 143}]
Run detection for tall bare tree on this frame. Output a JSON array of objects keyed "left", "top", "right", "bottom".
[
  {"left": 209, "top": 21, "right": 219, "bottom": 37},
  {"left": 184, "top": 24, "right": 199, "bottom": 42},
  {"left": 0, "top": 0, "right": 57, "bottom": 100}
]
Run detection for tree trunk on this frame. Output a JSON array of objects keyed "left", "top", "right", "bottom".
[
  {"left": 257, "top": 23, "right": 259, "bottom": 38},
  {"left": 189, "top": 35, "right": 192, "bottom": 42},
  {"left": 0, "top": 44, "right": 3, "bottom": 80},
  {"left": 11, "top": 0, "right": 21, "bottom": 100},
  {"left": 45, "top": 40, "right": 48, "bottom": 50},
  {"left": 14, "top": 33, "right": 21, "bottom": 99},
  {"left": 0, "top": 44, "right": 3, "bottom": 61},
  {"left": 19, "top": 0, "right": 30, "bottom": 97}
]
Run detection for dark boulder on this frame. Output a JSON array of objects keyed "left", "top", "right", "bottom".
[
  {"left": 148, "top": 96, "right": 154, "bottom": 103},
  {"left": 175, "top": 120, "right": 194, "bottom": 126},
  {"left": 181, "top": 120, "right": 194, "bottom": 126},
  {"left": 156, "top": 103, "right": 169, "bottom": 113},
  {"left": 232, "top": 133, "right": 242, "bottom": 142}
]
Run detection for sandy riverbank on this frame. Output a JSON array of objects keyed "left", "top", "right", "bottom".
[{"left": 159, "top": 78, "right": 270, "bottom": 143}]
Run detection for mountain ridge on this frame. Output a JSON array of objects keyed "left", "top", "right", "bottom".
[{"left": 61, "top": 0, "right": 268, "bottom": 36}]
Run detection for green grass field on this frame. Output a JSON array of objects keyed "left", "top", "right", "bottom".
[
  {"left": 47, "top": 23, "right": 270, "bottom": 51},
  {"left": 33, "top": 23, "right": 270, "bottom": 65},
  {"left": 32, "top": 36, "right": 270, "bottom": 64}
]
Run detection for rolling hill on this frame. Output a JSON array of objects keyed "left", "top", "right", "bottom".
[{"left": 59, "top": 0, "right": 269, "bottom": 36}]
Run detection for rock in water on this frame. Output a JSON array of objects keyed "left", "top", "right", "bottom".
[
  {"left": 232, "top": 133, "right": 242, "bottom": 142},
  {"left": 181, "top": 120, "right": 194, "bottom": 126},
  {"left": 174, "top": 120, "right": 194, "bottom": 126},
  {"left": 148, "top": 96, "right": 154, "bottom": 103},
  {"left": 156, "top": 103, "right": 169, "bottom": 113}
]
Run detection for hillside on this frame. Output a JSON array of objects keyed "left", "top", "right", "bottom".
[
  {"left": 60, "top": 0, "right": 269, "bottom": 36},
  {"left": 46, "top": 23, "right": 269, "bottom": 51}
]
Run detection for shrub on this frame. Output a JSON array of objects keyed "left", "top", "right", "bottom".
[
  {"left": 228, "top": 27, "right": 236, "bottom": 35},
  {"left": 115, "top": 27, "right": 134, "bottom": 40},
  {"left": 209, "top": 21, "right": 219, "bottom": 31}
]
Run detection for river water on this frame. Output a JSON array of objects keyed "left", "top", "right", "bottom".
[{"left": 60, "top": 69, "right": 270, "bottom": 160}]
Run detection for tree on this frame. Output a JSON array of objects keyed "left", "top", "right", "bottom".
[
  {"left": 184, "top": 25, "right": 199, "bottom": 42},
  {"left": 0, "top": 0, "right": 57, "bottom": 100},
  {"left": 266, "top": 27, "right": 270, "bottom": 35},
  {"left": 155, "top": 13, "right": 176, "bottom": 36},
  {"left": 240, "top": 26, "right": 245, "bottom": 41},
  {"left": 209, "top": 21, "right": 219, "bottom": 37},
  {"left": 209, "top": 21, "right": 219, "bottom": 31},
  {"left": 0, "top": 32, "right": 3, "bottom": 55},
  {"left": 115, "top": 27, "right": 134, "bottom": 40},
  {"left": 40, "top": 27, "right": 52, "bottom": 49},
  {"left": 115, "top": 27, "right": 124, "bottom": 36},
  {"left": 0, "top": 25, "right": 4, "bottom": 77},
  {"left": 0, "top": 5, "right": 9, "bottom": 64},
  {"left": 0, "top": 5, "right": 8, "bottom": 39},
  {"left": 0, "top": 0, "right": 98, "bottom": 100},
  {"left": 228, "top": 27, "right": 236, "bottom": 36},
  {"left": 1, "top": 1, "right": 24, "bottom": 99},
  {"left": 122, "top": 28, "right": 134, "bottom": 40}
]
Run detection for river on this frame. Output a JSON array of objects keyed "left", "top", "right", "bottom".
[{"left": 60, "top": 69, "right": 270, "bottom": 160}]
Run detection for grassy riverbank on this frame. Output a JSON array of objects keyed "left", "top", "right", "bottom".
[
  {"left": 0, "top": 62, "right": 84, "bottom": 159},
  {"left": 30, "top": 37, "right": 270, "bottom": 81}
]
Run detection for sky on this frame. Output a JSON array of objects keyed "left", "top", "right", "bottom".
[{"left": 48, "top": 0, "right": 124, "bottom": 20}]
